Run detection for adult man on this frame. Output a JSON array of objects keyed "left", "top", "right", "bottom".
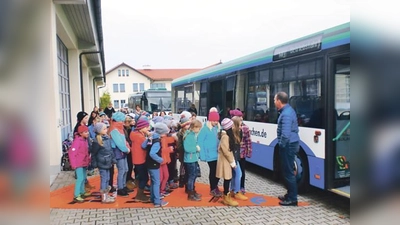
[
  {"left": 274, "top": 91, "right": 300, "bottom": 206},
  {"left": 104, "top": 102, "right": 115, "bottom": 119}
]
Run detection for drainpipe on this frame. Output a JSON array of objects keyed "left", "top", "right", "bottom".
[
  {"left": 92, "top": 77, "right": 103, "bottom": 107},
  {"left": 79, "top": 51, "right": 102, "bottom": 111}
]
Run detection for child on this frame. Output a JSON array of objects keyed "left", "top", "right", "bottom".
[
  {"left": 142, "top": 122, "right": 169, "bottom": 207},
  {"left": 216, "top": 118, "right": 240, "bottom": 206},
  {"left": 183, "top": 120, "right": 203, "bottom": 201},
  {"left": 68, "top": 125, "right": 91, "bottom": 203},
  {"left": 164, "top": 119, "right": 179, "bottom": 189},
  {"left": 90, "top": 122, "right": 116, "bottom": 204},
  {"left": 198, "top": 108, "right": 222, "bottom": 197},
  {"left": 160, "top": 121, "right": 176, "bottom": 196},
  {"left": 230, "top": 110, "right": 253, "bottom": 194},
  {"left": 108, "top": 112, "right": 131, "bottom": 197},
  {"left": 130, "top": 119, "right": 151, "bottom": 203},
  {"left": 177, "top": 111, "right": 192, "bottom": 189},
  {"left": 229, "top": 116, "right": 248, "bottom": 201}
]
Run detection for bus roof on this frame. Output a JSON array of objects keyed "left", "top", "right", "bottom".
[{"left": 172, "top": 22, "right": 350, "bottom": 87}]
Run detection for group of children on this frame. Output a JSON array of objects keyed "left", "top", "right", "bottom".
[{"left": 67, "top": 105, "right": 252, "bottom": 207}]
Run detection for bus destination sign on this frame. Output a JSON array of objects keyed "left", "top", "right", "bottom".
[{"left": 273, "top": 34, "right": 323, "bottom": 61}]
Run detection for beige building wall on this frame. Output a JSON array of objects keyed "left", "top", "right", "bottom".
[{"left": 49, "top": 3, "right": 104, "bottom": 178}]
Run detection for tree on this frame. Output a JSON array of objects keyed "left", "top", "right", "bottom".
[{"left": 99, "top": 91, "right": 111, "bottom": 110}]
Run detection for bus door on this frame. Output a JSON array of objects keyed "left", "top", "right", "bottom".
[
  {"left": 209, "top": 79, "right": 224, "bottom": 117},
  {"left": 328, "top": 55, "right": 350, "bottom": 198},
  {"left": 225, "top": 76, "right": 236, "bottom": 113}
]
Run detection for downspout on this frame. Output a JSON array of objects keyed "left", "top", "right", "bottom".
[{"left": 92, "top": 77, "right": 103, "bottom": 107}]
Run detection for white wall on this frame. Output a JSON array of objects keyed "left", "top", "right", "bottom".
[{"left": 99, "top": 66, "right": 152, "bottom": 109}]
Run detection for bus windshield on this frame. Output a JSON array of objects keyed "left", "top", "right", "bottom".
[{"left": 147, "top": 97, "right": 172, "bottom": 112}]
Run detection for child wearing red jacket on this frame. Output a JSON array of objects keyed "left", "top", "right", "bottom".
[{"left": 68, "top": 125, "right": 91, "bottom": 203}]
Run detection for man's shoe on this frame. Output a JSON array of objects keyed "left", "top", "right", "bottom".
[
  {"left": 278, "top": 194, "right": 288, "bottom": 201},
  {"left": 279, "top": 200, "right": 298, "bottom": 206}
]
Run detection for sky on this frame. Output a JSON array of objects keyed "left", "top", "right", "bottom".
[{"left": 101, "top": 0, "right": 350, "bottom": 70}]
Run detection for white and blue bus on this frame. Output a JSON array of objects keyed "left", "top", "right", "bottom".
[{"left": 171, "top": 23, "right": 350, "bottom": 198}]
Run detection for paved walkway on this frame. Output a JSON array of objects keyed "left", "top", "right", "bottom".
[{"left": 50, "top": 161, "right": 350, "bottom": 225}]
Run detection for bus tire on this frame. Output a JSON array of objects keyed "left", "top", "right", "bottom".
[{"left": 295, "top": 149, "right": 309, "bottom": 193}]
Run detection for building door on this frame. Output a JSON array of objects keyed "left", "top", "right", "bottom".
[{"left": 57, "top": 36, "right": 72, "bottom": 141}]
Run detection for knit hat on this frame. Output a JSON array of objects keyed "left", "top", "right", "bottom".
[
  {"left": 112, "top": 112, "right": 126, "bottom": 122},
  {"left": 128, "top": 113, "right": 136, "bottom": 119},
  {"left": 99, "top": 112, "right": 106, "bottom": 117},
  {"left": 163, "top": 119, "right": 173, "bottom": 128},
  {"left": 163, "top": 115, "right": 173, "bottom": 121},
  {"left": 152, "top": 116, "right": 164, "bottom": 124},
  {"left": 221, "top": 118, "right": 233, "bottom": 130},
  {"left": 93, "top": 122, "right": 106, "bottom": 134},
  {"left": 77, "top": 111, "right": 88, "bottom": 123},
  {"left": 229, "top": 109, "right": 243, "bottom": 117},
  {"left": 77, "top": 125, "right": 89, "bottom": 133},
  {"left": 180, "top": 111, "right": 192, "bottom": 123},
  {"left": 208, "top": 112, "right": 220, "bottom": 122},
  {"left": 154, "top": 122, "right": 170, "bottom": 135},
  {"left": 209, "top": 107, "right": 218, "bottom": 113},
  {"left": 136, "top": 119, "right": 150, "bottom": 130}
]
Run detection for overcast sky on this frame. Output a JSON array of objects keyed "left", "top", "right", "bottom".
[{"left": 101, "top": 0, "right": 350, "bottom": 70}]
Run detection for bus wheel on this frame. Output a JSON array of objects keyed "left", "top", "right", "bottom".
[{"left": 294, "top": 150, "right": 309, "bottom": 193}]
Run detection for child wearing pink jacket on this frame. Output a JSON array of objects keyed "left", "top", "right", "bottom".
[{"left": 68, "top": 125, "right": 91, "bottom": 203}]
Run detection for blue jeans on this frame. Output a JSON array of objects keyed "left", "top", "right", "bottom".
[
  {"left": 148, "top": 168, "right": 161, "bottom": 205},
  {"left": 185, "top": 162, "right": 197, "bottom": 192},
  {"left": 116, "top": 158, "right": 128, "bottom": 190},
  {"left": 231, "top": 161, "right": 242, "bottom": 193},
  {"left": 134, "top": 163, "right": 149, "bottom": 189},
  {"left": 74, "top": 167, "right": 87, "bottom": 197},
  {"left": 280, "top": 142, "right": 300, "bottom": 201},
  {"left": 99, "top": 169, "right": 110, "bottom": 191}
]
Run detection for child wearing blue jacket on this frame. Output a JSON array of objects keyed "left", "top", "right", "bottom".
[
  {"left": 183, "top": 120, "right": 203, "bottom": 201},
  {"left": 197, "top": 109, "right": 222, "bottom": 197},
  {"left": 142, "top": 122, "right": 170, "bottom": 207}
]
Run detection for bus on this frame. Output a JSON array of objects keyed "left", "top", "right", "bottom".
[
  {"left": 127, "top": 88, "right": 172, "bottom": 113},
  {"left": 171, "top": 23, "right": 350, "bottom": 198}
]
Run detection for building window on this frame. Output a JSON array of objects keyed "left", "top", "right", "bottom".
[
  {"left": 121, "top": 99, "right": 126, "bottom": 108},
  {"left": 126, "top": 69, "right": 129, "bottom": 77},
  {"left": 114, "top": 100, "right": 119, "bottom": 109},
  {"left": 139, "top": 83, "right": 145, "bottom": 91},
  {"left": 113, "top": 83, "right": 119, "bottom": 92},
  {"left": 118, "top": 69, "right": 121, "bottom": 77},
  {"left": 150, "top": 83, "right": 166, "bottom": 89},
  {"left": 120, "top": 83, "right": 125, "bottom": 92},
  {"left": 122, "top": 70, "right": 125, "bottom": 77},
  {"left": 133, "top": 83, "right": 138, "bottom": 92}
]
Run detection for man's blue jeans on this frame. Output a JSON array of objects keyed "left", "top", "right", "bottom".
[
  {"left": 148, "top": 168, "right": 161, "bottom": 205},
  {"left": 99, "top": 169, "right": 110, "bottom": 191},
  {"left": 185, "top": 162, "right": 197, "bottom": 192},
  {"left": 280, "top": 141, "right": 299, "bottom": 201},
  {"left": 74, "top": 167, "right": 87, "bottom": 197},
  {"left": 230, "top": 161, "right": 242, "bottom": 193},
  {"left": 116, "top": 158, "right": 128, "bottom": 190}
]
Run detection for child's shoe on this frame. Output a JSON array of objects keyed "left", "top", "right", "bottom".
[
  {"left": 154, "top": 200, "right": 169, "bottom": 207},
  {"left": 73, "top": 196, "right": 85, "bottom": 203}
]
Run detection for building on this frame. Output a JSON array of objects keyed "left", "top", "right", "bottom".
[
  {"left": 47, "top": 0, "right": 106, "bottom": 184},
  {"left": 99, "top": 62, "right": 201, "bottom": 110}
]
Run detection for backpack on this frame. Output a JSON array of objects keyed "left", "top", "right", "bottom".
[{"left": 61, "top": 138, "right": 73, "bottom": 171}]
